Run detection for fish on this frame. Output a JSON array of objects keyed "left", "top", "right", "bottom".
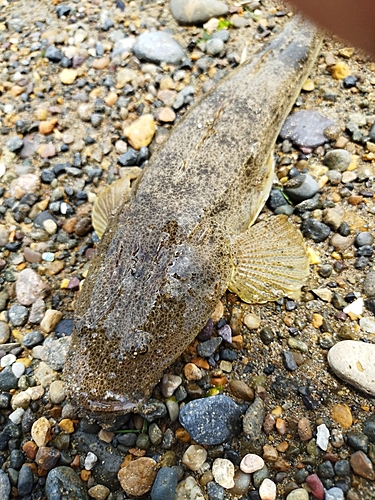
[{"left": 64, "top": 17, "right": 322, "bottom": 415}]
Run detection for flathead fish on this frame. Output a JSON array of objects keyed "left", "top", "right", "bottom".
[{"left": 64, "top": 17, "right": 321, "bottom": 414}]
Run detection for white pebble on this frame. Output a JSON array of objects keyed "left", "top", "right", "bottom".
[
  {"left": 316, "top": 423, "right": 330, "bottom": 451},
  {"left": 212, "top": 458, "right": 235, "bottom": 489},
  {"left": 60, "top": 202, "right": 68, "bottom": 215},
  {"left": 84, "top": 451, "right": 98, "bottom": 470},
  {"left": 12, "top": 362, "right": 25, "bottom": 378},
  {"left": 9, "top": 407, "right": 25, "bottom": 424},
  {"left": 43, "top": 219, "right": 57, "bottom": 235},
  {"left": 259, "top": 478, "right": 277, "bottom": 500},
  {"left": 359, "top": 317, "right": 375, "bottom": 333},
  {"left": 343, "top": 297, "right": 363, "bottom": 318},
  {"left": 1, "top": 353, "right": 16, "bottom": 367},
  {"left": 240, "top": 454, "right": 264, "bottom": 474}
]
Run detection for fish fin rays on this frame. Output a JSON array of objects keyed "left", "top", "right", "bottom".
[
  {"left": 92, "top": 167, "right": 142, "bottom": 238},
  {"left": 228, "top": 215, "right": 309, "bottom": 303}
]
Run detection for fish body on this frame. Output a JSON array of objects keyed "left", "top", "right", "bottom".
[{"left": 64, "top": 18, "right": 322, "bottom": 414}]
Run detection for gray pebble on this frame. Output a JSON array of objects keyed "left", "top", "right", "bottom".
[
  {"left": 151, "top": 467, "right": 179, "bottom": 500},
  {"left": 355, "top": 232, "right": 374, "bottom": 247},
  {"left": 283, "top": 174, "right": 319, "bottom": 202},
  {"left": 17, "top": 465, "right": 33, "bottom": 496},
  {"left": 149, "top": 423, "right": 163, "bottom": 445},
  {"left": 0, "top": 470, "right": 10, "bottom": 500},
  {"left": 117, "top": 432, "right": 137, "bottom": 447},
  {"left": 279, "top": 110, "right": 335, "bottom": 148},
  {"left": 45, "top": 46, "right": 63, "bottom": 63},
  {"left": 7, "top": 136, "right": 24, "bottom": 152},
  {"left": 323, "top": 149, "right": 351, "bottom": 172},
  {"left": 325, "top": 487, "right": 344, "bottom": 500},
  {"left": 253, "top": 465, "right": 270, "bottom": 488},
  {"left": 0, "top": 366, "right": 18, "bottom": 391},
  {"left": 326, "top": 169, "right": 342, "bottom": 184},
  {"left": 334, "top": 460, "right": 350, "bottom": 476},
  {"left": 206, "top": 38, "right": 224, "bottom": 56},
  {"left": 346, "top": 432, "right": 369, "bottom": 453},
  {"left": 282, "top": 351, "right": 298, "bottom": 371},
  {"left": 179, "top": 395, "right": 243, "bottom": 445},
  {"left": 133, "top": 31, "right": 186, "bottom": 65},
  {"left": 90, "top": 113, "right": 104, "bottom": 128},
  {"left": 8, "top": 305, "right": 28, "bottom": 326},
  {"left": 301, "top": 218, "right": 331, "bottom": 242},
  {"left": 274, "top": 204, "right": 294, "bottom": 216},
  {"left": 197, "top": 336, "right": 222, "bottom": 357},
  {"left": 364, "top": 271, "right": 375, "bottom": 297},
  {"left": 243, "top": 397, "right": 265, "bottom": 439},
  {"left": 45, "top": 466, "right": 88, "bottom": 500},
  {"left": 32, "top": 337, "right": 70, "bottom": 371},
  {"left": 170, "top": 0, "right": 228, "bottom": 25},
  {"left": 207, "top": 481, "right": 225, "bottom": 500},
  {"left": 268, "top": 188, "right": 287, "bottom": 210}
]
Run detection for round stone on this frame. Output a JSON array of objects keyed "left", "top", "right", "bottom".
[
  {"left": 240, "top": 454, "right": 264, "bottom": 474},
  {"left": 323, "top": 149, "right": 351, "bottom": 172},
  {"left": 212, "top": 458, "right": 235, "bottom": 489},
  {"left": 150, "top": 467, "right": 178, "bottom": 500},
  {"left": 133, "top": 31, "right": 186, "bottom": 65},
  {"left": 118, "top": 457, "right": 157, "bottom": 496}
]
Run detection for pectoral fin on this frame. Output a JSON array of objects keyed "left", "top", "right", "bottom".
[
  {"left": 228, "top": 215, "right": 309, "bottom": 303},
  {"left": 92, "top": 167, "right": 142, "bottom": 238}
]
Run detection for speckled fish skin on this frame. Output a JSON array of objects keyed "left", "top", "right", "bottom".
[{"left": 64, "top": 18, "right": 322, "bottom": 414}]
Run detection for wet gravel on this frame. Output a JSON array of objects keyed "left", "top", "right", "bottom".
[{"left": 0, "top": 0, "right": 375, "bottom": 499}]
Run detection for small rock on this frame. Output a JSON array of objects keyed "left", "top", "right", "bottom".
[
  {"left": 17, "top": 465, "right": 33, "bottom": 496},
  {"left": 7, "top": 136, "right": 24, "bottom": 152},
  {"left": 31, "top": 416, "right": 52, "bottom": 447},
  {"left": 297, "top": 417, "right": 313, "bottom": 441},
  {"left": 124, "top": 114, "right": 155, "bottom": 150},
  {"left": 0, "top": 470, "right": 11, "bottom": 500},
  {"left": 240, "top": 454, "right": 264, "bottom": 474},
  {"left": 0, "top": 322, "right": 10, "bottom": 344},
  {"left": 316, "top": 423, "right": 330, "bottom": 451},
  {"left": 305, "top": 474, "right": 324, "bottom": 500},
  {"left": 331, "top": 403, "right": 353, "bottom": 429},
  {"left": 324, "top": 149, "right": 351, "bottom": 172},
  {"left": 84, "top": 451, "right": 98, "bottom": 470},
  {"left": 87, "top": 484, "right": 110, "bottom": 500},
  {"left": 49, "top": 380, "right": 66, "bottom": 404},
  {"left": 9, "top": 305, "right": 29, "bottom": 326},
  {"left": 331, "top": 62, "right": 350, "bottom": 80},
  {"left": 212, "top": 458, "right": 235, "bottom": 489},
  {"left": 0, "top": 367, "right": 18, "bottom": 391},
  {"left": 283, "top": 174, "right": 319, "bottom": 202},
  {"left": 174, "top": 476, "right": 204, "bottom": 500},
  {"left": 160, "top": 374, "right": 182, "bottom": 398},
  {"left": 170, "top": 0, "right": 228, "bottom": 25},
  {"left": 258, "top": 478, "right": 276, "bottom": 500},
  {"left": 179, "top": 395, "right": 242, "bottom": 445},
  {"left": 16, "top": 268, "right": 50, "bottom": 306},
  {"left": 286, "top": 488, "right": 309, "bottom": 500},
  {"left": 150, "top": 467, "right": 178, "bottom": 500},
  {"left": 40, "top": 309, "right": 63, "bottom": 334},
  {"left": 350, "top": 450, "right": 375, "bottom": 480},
  {"left": 328, "top": 340, "right": 375, "bottom": 397},
  {"left": 279, "top": 110, "right": 335, "bottom": 149},
  {"left": 60, "top": 69, "right": 78, "bottom": 84},
  {"left": 243, "top": 313, "right": 261, "bottom": 330},
  {"left": 118, "top": 457, "right": 157, "bottom": 496},
  {"left": 229, "top": 379, "right": 254, "bottom": 402},
  {"left": 45, "top": 467, "right": 88, "bottom": 500},
  {"left": 182, "top": 444, "right": 207, "bottom": 471},
  {"left": 133, "top": 31, "right": 186, "bottom": 65},
  {"left": 301, "top": 218, "right": 330, "bottom": 242}
]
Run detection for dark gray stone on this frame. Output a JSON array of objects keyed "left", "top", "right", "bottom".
[
  {"left": 179, "top": 395, "right": 243, "bottom": 445},
  {"left": 0, "top": 470, "right": 11, "bottom": 500},
  {"left": 22, "top": 330, "right": 44, "bottom": 348},
  {"left": 355, "top": 232, "right": 374, "bottom": 247},
  {"left": 45, "top": 46, "right": 63, "bottom": 62},
  {"left": 6, "top": 136, "right": 24, "bottom": 152},
  {"left": 118, "top": 148, "right": 138, "bottom": 166},
  {"left": 346, "top": 432, "right": 369, "bottom": 453},
  {"left": 17, "top": 465, "right": 33, "bottom": 496},
  {"left": 282, "top": 351, "right": 298, "bottom": 371},
  {"left": 45, "top": 466, "right": 88, "bottom": 499},
  {"left": 207, "top": 481, "right": 225, "bottom": 500},
  {"left": 0, "top": 367, "right": 18, "bottom": 391},
  {"left": 301, "top": 218, "right": 331, "bottom": 242},
  {"left": 283, "top": 174, "right": 319, "bottom": 202},
  {"left": 197, "top": 336, "right": 222, "bottom": 357},
  {"left": 151, "top": 467, "right": 178, "bottom": 500}
]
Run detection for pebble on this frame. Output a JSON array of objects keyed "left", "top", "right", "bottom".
[
  {"left": 49, "top": 380, "right": 66, "bottom": 404},
  {"left": 301, "top": 218, "right": 331, "bottom": 242},
  {"left": 243, "top": 312, "right": 261, "bottom": 329},
  {"left": 297, "top": 417, "right": 313, "bottom": 441},
  {"left": 283, "top": 174, "right": 319, "bottom": 202},
  {"left": 17, "top": 465, "right": 33, "bottom": 496},
  {"left": 359, "top": 316, "right": 375, "bottom": 333},
  {"left": 206, "top": 38, "right": 224, "bottom": 56},
  {"left": 9, "top": 407, "right": 25, "bottom": 424},
  {"left": 331, "top": 403, "right": 353, "bottom": 429},
  {"left": 243, "top": 397, "right": 265, "bottom": 439},
  {"left": 22, "top": 330, "right": 44, "bottom": 348},
  {"left": 355, "top": 231, "right": 374, "bottom": 247},
  {"left": 151, "top": 467, "right": 178, "bottom": 500},
  {"left": 40, "top": 309, "right": 63, "bottom": 334},
  {"left": 0, "top": 366, "right": 19, "bottom": 391},
  {"left": 316, "top": 423, "right": 330, "bottom": 451},
  {"left": 12, "top": 362, "right": 25, "bottom": 378},
  {"left": 350, "top": 450, "right": 375, "bottom": 479},
  {"left": 286, "top": 489, "right": 309, "bottom": 500},
  {"left": 184, "top": 362, "right": 202, "bottom": 380},
  {"left": 323, "top": 149, "right": 351, "bottom": 171},
  {"left": 240, "top": 454, "right": 264, "bottom": 473},
  {"left": 118, "top": 457, "right": 157, "bottom": 496},
  {"left": 279, "top": 110, "right": 335, "bottom": 148},
  {"left": 124, "top": 114, "right": 155, "bottom": 150},
  {"left": 207, "top": 481, "right": 225, "bottom": 500},
  {"left": 179, "top": 395, "right": 242, "bottom": 445},
  {"left": 0, "top": 353, "right": 16, "bottom": 367},
  {"left": 212, "top": 458, "right": 235, "bottom": 489},
  {"left": 16, "top": 268, "right": 50, "bottom": 306},
  {"left": 325, "top": 487, "right": 344, "bottom": 500},
  {"left": 133, "top": 31, "right": 186, "bottom": 65},
  {"left": 84, "top": 451, "right": 98, "bottom": 470},
  {"left": 0, "top": 321, "right": 10, "bottom": 344},
  {"left": 9, "top": 304, "right": 29, "bottom": 326},
  {"left": 31, "top": 416, "right": 52, "bottom": 447},
  {"left": 59, "top": 68, "right": 78, "bottom": 84},
  {"left": 259, "top": 478, "right": 277, "bottom": 500},
  {"left": 87, "top": 484, "right": 110, "bottom": 500},
  {"left": 229, "top": 379, "right": 254, "bottom": 402},
  {"left": 328, "top": 340, "right": 375, "bottom": 396},
  {"left": 330, "top": 233, "right": 354, "bottom": 252},
  {"left": 0, "top": 470, "right": 11, "bottom": 500},
  {"left": 182, "top": 444, "right": 207, "bottom": 471},
  {"left": 306, "top": 474, "right": 324, "bottom": 500},
  {"left": 170, "top": 0, "right": 228, "bottom": 25},
  {"left": 197, "top": 336, "right": 222, "bottom": 357},
  {"left": 174, "top": 476, "right": 205, "bottom": 500},
  {"left": 160, "top": 373, "right": 182, "bottom": 397},
  {"left": 45, "top": 467, "right": 88, "bottom": 500}
]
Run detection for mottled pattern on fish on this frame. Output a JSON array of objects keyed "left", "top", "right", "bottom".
[{"left": 64, "top": 17, "right": 322, "bottom": 414}]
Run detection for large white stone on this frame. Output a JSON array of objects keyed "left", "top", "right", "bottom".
[{"left": 328, "top": 340, "right": 375, "bottom": 396}]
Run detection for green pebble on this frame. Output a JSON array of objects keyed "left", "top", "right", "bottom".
[
  {"left": 136, "top": 433, "right": 151, "bottom": 450},
  {"left": 287, "top": 338, "right": 308, "bottom": 353}
]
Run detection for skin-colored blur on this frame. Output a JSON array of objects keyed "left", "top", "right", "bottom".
[{"left": 289, "top": 0, "right": 375, "bottom": 57}]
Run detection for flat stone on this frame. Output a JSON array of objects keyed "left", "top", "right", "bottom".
[
  {"left": 31, "top": 416, "right": 52, "bottom": 447},
  {"left": 331, "top": 403, "right": 353, "bottom": 429},
  {"left": 133, "top": 31, "right": 186, "bottom": 65},
  {"left": 350, "top": 450, "right": 375, "bottom": 480},
  {"left": 45, "top": 467, "right": 88, "bottom": 500},
  {"left": 328, "top": 340, "right": 375, "bottom": 397},
  {"left": 179, "top": 395, "right": 243, "bottom": 445},
  {"left": 283, "top": 174, "right": 319, "bottom": 202},
  {"left": 280, "top": 110, "right": 335, "bottom": 149}
]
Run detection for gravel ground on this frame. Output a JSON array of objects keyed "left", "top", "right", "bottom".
[{"left": 1, "top": 0, "right": 375, "bottom": 499}]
